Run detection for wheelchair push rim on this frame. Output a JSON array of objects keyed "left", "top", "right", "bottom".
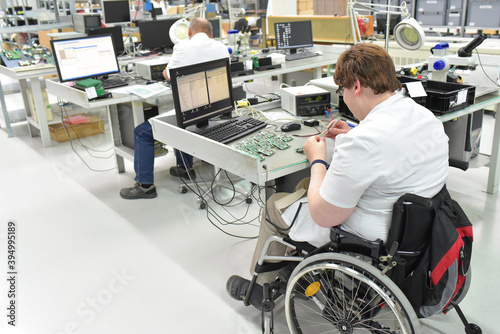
[{"left": 285, "top": 253, "right": 420, "bottom": 334}]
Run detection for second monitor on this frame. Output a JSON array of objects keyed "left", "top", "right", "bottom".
[
  {"left": 275, "top": 21, "right": 314, "bottom": 54},
  {"left": 138, "top": 18, "right": 177, "bottom": 52},
  {"left": 87, "top": 26, "right": 125, "bottom": 55}
]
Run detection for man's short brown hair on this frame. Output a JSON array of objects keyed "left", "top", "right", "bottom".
[{"left": 334, "top": 44, "right": 402, "bottom": 94}]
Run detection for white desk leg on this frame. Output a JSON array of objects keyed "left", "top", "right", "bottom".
[
  {"left": 107, "top": 104, "right": 125, "bottom": 173},
  {"left": 18, "top": 79, "right": 34, "bottom": 137},
  {"left": 132, "top": 100, "right": 145, "bottom": 125},
  {"left": 30, "top": 78, "right": 52, "bottom": 147},
  {"left": 487, "top": 104, "right": 500, "bottom": 194},
  {"left": 313, "top": 66, "right": 322, "bottom": 79},
  {"left": 0, "top": 79, "right": 13, "bottom": 137}
]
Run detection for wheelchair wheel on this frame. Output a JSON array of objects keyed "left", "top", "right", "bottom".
[{"left": 285, "top": 253, "right": 420, "bottom": 334}]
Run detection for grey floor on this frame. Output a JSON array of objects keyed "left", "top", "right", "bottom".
[{"left": 0, "top": 83, "right": 499, "bottom": 333}]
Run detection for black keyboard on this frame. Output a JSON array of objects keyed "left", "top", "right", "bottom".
[
  {"left": 286, "top": 51, "right": 319, "bottom": 61},
  {"left": 101, "top": 77, "right": 129, "bottom": 89},
  {"left": 196, "top": 116, "right": 266, "bottom": 144}
]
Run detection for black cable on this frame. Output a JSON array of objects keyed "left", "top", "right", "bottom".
[
  {"left": 474, "top": 49, "right": 499, "bottom": 86},
  {"left": 174, "top": 159, "right": 261, "bottom": 237},
  {"left": 60, "top": 106, "right": 115, "bottom": 156},
  {"left": 262, "top": 165, "right": 301, "bottom": 233},
  {"left": 58, "top": 103, "right": 116, "bottom": 172}
]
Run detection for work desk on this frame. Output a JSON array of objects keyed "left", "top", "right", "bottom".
[
  {"left": 151, "top": 90, "right": 500, "bottom": 195},
  {"left": 46, "top": 78, "right": 172, "bottom": 171},
  {"left": 150, "top": 110, "right": 313, "bottom": 188},
  {"left": 45, "top": 46, "right": 340, "bottom": 170},
  {"left": 0, "top": 64, "right": 57, "bottom": 146},
  {"left": 232, "top": 45, "right": 344, "bottom": 84}
]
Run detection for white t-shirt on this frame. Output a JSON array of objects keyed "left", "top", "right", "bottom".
[
  {"left": 166, "top": 32, "right": 230, "bottom": 78},
  {"left": 288, "top": 94, "right": 449, "bottom": 246}
]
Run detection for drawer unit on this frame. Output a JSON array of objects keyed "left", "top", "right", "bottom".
[
  {"left": 466, "top": 0, "right": 500, "bottom": 27},
  {"left": 446, "top": 11, "right": 462, "bottom": 26},
  {"left": 417, "top": 0, "right": 447, "bottom": 13},
  {"left": 416, "top": 11, "right": 446, "bottom": 25}
]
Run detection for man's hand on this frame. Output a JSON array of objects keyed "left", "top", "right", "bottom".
[
  {"left": 162, "top": 68, "right": 170, "bottom": 81},
  {"left": 325, "top": 119, "right": 351, "bottom": 139},
  {"left": 304, "top": 136, "right": 326, "bottom": 163}
]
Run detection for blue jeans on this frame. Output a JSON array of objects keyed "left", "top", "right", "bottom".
[{"left": 133, "top": 121, "right": 193, "bottom": 184}]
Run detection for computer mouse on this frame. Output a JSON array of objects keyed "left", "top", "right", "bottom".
[{"left": 281, "top": 122, "right": 301, "bottom": 132}]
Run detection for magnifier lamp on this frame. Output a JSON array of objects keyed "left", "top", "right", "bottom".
[
  {"left": 349, "top": 0, "right": 425, "bottom": 51},
  {"left": 169, "top": 2, "right": 206, "bottom": 45}
]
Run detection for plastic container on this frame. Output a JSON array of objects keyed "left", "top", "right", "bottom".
[
  {"left": 424, "top": 80, "right": 476, "bottom": 114},
  {"left": 397, "top": 76, "right": 428, "bottom": 106}
]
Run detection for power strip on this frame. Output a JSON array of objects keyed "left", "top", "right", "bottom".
[
  {"left": 247, "top": 94, "right": 282, "bottom": 111},
  {"left": 254, "top": 99, "right": 281, "bottom": 111}
]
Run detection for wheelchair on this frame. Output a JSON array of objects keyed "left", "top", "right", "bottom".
[{"left": 244, "top": 186, "right": 481, "bottom": 334}]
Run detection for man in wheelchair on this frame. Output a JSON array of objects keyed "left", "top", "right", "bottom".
[{"left": 226, "top": 44, "right": 454, "bottom": 332}]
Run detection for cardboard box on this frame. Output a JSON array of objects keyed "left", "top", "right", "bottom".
[
  {"left": 27, "top": 88, "right": 53, "bottom": 122},
  {"left": 49, "top": 114, "right": 104, "bottom": 143},
  {"left": 37, "top": 28, "right": 75, "bottom": 50}
]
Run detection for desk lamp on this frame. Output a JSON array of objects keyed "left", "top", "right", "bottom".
[
  {"left": 348, "top": 0, "right": 425, "bottom": 52},
  {"left": 169, "top": 2, "right": 206, "bottom": 45}
]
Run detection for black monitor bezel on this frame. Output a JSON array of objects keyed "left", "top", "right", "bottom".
[
  {"left": 87, "top": 26, "right": 125, "bottom": 55},
  {"left": 170, "top": 57, "right": 234, "bottom": 129},
  {"left": 50, "top": 35, "right": 121, "bottom": 83},
  {"left": 138, "top": 18, "right": 177, "bottom": 50},
  {"left": 274, "top": 20, "right": 314, "bottom": 51},
  {"left": 102, "top": 0, "right": 131, "bottom": 25}
]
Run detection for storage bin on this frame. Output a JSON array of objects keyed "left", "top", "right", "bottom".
[
  {"left": 417, "top": 0, "right": 447, "bottom": 12},
  {"left": 424, "top": 80, "right": 475, "bottom": 114},
  {"left": 467, "top": 0, "right": 500, "bottom": 27},
  {"left": 397, "top": 76, "right": 427, "bottom": 106},
  {"left": 49, "top": 114, "right": 104, "bottom": 142},
  {"left": 416, "top": 11, "right": 446, "bottom": 26},
  {"left": 446, "top": 11, "right": 462, "bottom": 26},
  {"left": 448, "top": 0, "right": 463, "bottom": 10}
]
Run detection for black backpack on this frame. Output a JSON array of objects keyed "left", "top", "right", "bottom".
[{"left": 386, "top": 185, "right": 473, "bottom": 318}]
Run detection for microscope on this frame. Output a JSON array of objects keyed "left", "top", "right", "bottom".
[{"left": 428, "top": 34, "right": 488, "bottom": 82}]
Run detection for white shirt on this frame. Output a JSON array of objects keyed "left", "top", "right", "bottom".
[
  {"left": 166, "top": 33, "right": 230, "bottom": 78},
  {"left": 288, "top": 94, "right": 449, "bottom": 246}
]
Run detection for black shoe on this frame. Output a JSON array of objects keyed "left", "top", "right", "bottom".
[
  {"left": 170, "top": 166, "right": 196, "bottom": 180},
  {"left": 120, "top": 183, "right": 157, "bottom": 199},
  {"left": 226, "top": 275, "right": 264, "bottom": 310}
]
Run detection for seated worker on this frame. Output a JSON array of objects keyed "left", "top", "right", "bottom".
[
  {"left": 226, "top": 43, "right": 450, "bottom": 309},
  {"left": 120, "top": 17, "right": 230, "bottom": 199}
]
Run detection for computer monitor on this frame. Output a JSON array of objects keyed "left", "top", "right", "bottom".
[
  {"left": 50, "top": 35, "right": 120, "bottom": 83},
  {"left": 87, "top": 26, "right": 125, "bottom": 55},
  {"left": 138, "top": 18, "right": 177, "bottom": 51},
  {"left": 102, "top": 0, "right": 131, "bottom": 25},
  {"left": 376, "top": 14, "right": 402, "bottom": 35},
  {"left": 208, "top": 16, "right": 222, "bottom": 39},
  {"left": 274, "top": 21, "right": 314, "bottom": 54},
  {"left": 170, "top": 57, "right": 234, "bottom": 129}
]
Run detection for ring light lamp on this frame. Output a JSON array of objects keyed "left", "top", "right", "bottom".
[
  {"left": 394, "top": 17, "right": 425, "bottom": 51},
  {"left": 169, "top": 19, "right": 190, "bottom": 45},
  {"left": 348, "top": 0, "right": 425, "bottom": 52}
]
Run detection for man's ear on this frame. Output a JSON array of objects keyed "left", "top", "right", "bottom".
[{"left": 354, "top": 78, "right": 361, "bottom": 96}]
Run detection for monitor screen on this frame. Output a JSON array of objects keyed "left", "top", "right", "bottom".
[
  {"left": 50, "top": 35, "right": 120, "bottom": 82},
  {"left": 376, "top": 14, "right": 402, "bottom": 35},
  {"left": 208, "top": 16, "right": 222, "bottom": 39},
  {"left": 138, "top": 18, "right": 177, "bottom": 50},
  {"left": 102, "top": 0, "right": 131, "bottom": 25},
  {"left": 170, "top": 57, "right": 233, "bottom": 129},
  {"left": 87, "top": 26, "right": 125, "bottom": 55},
  {"left": 274, "top": 21, "right": 314, "bottom": 51}
]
